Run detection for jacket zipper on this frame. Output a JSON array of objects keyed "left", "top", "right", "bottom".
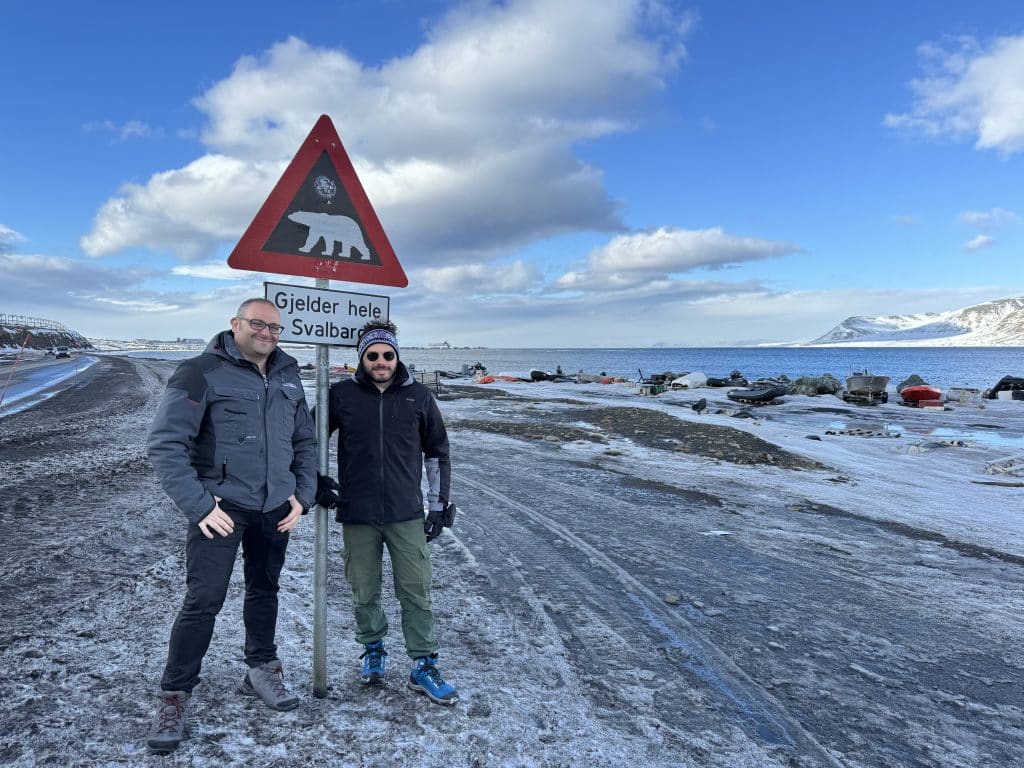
[{"left": 378, "top": 390, "right": 385, "bottom": 523}]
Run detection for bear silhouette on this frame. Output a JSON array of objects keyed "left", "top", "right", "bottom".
[{"left": 287, "top": 211, "right": 371, "bottom": 261}]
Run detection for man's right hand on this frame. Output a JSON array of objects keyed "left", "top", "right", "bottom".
[{"left": 198, "top": 497, "right": 234, "bottom": 539}]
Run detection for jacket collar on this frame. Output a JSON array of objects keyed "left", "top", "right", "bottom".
[{"left": 207, "top": 330, "right": 288, "bottom": 373}]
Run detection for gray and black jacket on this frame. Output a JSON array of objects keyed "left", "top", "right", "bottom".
[
  {"left": 327, "top": 361, "right": 450, "bottom": 525},
  {"left": 147, "top": 331, "right": 317, "bottom": 524}
]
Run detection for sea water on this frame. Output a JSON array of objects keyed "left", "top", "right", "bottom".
[
  {"left": 307, "top": 346, "right": 1023, "bottom": 391},
  {"left": 124, "top": 346, "right": 1022, "bottom": 391}
]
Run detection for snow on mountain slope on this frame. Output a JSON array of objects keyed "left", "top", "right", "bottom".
[{"left": 805, "top": 297, "right": 1024, "bottom": 346}]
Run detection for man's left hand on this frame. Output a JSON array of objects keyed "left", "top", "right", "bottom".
[
  {"left": 278, "top": 495, "right": 304, "bottom": 533},
  {"left": 425, "top": 502, "right": 456, "bottom": 542}
]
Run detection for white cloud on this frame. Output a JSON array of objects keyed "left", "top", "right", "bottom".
[
  {"left": 958, "top": 207, "right": 1018, "bottom": 227},
  {"left": 171, "top": 262, "right": 246, "bottom": 280},
  {"left": 885, "top": 34, "right": 1024, "bottom": 154},
  {"left": 554, "top": 227, "right": 801, "bottom": 291},
  {"left": 83, "top": 0, "right": 694, "bottom": 265},
  {"left": 0, "top": 252, "right": 151, "bottom": 305},
  {"left": 82, "top": 119, "right": 157, "bottom": 141},
  {"left": 964, "top": 234, "right": 995, "bottom": 251},
  {"left": 81, "top": 154, "right": 287, "bottom": 260},
  {"left": 0, "top": 224, "right": 26, "bottom": 254},
  {"left": 120, "top": 120, "right": 153, "bottom": 140},
  {"left": 417, "top": 260, "right": 543, "bottom": 294}
]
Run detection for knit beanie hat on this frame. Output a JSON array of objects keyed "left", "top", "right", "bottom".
[{"left": 357, "top": 328, "right": 399, "bottom": 360}]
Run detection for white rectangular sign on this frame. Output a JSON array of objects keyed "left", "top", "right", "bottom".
[{"left": 264, "top": 281, "right": 390, "bottom": 346}]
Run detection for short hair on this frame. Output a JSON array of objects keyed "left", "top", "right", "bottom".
[{"left": 236, "top": 297, "right": 276, "bottom": 317}]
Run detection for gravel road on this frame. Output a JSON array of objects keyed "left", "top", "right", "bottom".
[{"left": 1, "top": 356, "right": 1021, "bottom": 767}]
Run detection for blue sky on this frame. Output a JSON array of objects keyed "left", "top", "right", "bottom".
[{"left": 2, "top": 0, "right": 1022, "bottom": 346}]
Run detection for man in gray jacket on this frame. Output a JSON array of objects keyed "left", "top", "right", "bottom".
[{"left": 145, "top": 298, "right": 317, "bottom": 753}]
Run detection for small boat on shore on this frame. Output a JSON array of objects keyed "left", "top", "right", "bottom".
[
  {"left": 847, "top": 372, "right": 889, "bottom": 396},
  {"left": 843, "top": 371, "right": 889, "bottom": 404},
  {"left": 984, "top": 375, "right": 1024, "bottom": 400},
  {"left": 726, "top": 380, "right": 788, "bottom": 405},
  {"left": 900, "top": 384, "right": 942, "bottom": 403},
  {"left": 670, "top": 371, "right": 707, "bottom": 389},
  {"left": 707, "top": 370, "right": 748, "bottom": 387}
]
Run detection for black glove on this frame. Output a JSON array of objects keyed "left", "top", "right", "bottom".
[
  {"left": 424, "top": 502, "right": 456, "bottom": 542},
  {"left": 315, "top": 472, "right": 340, "bottom": 509}
]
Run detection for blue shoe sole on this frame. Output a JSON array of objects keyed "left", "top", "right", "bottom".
[
  {"left": 407, "top": 678, "right": 459, "bottom": 705},
  {"left": 360, "top": 673, "right": 385, "bottom": 687}
]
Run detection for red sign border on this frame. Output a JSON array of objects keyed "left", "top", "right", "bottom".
[{"left": 228, "top": 114, "right": 407, "bottom": 287}]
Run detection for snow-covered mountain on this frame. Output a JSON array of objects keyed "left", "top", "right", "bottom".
[{"left": 804, "top": 296, "right": 1024, "bottom": 347}]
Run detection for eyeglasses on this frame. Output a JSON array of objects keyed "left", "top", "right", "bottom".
[
  {"left": 364, "top": 350, "right": 395, "bottom": 361},
  {"left": 236, "top": 317, "right": 284, "bottom": 335}
]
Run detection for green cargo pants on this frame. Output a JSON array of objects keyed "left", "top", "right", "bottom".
[{"left": 341, "top": 517, "right": 438, "bottom": 659}]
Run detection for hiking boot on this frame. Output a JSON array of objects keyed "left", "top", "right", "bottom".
[
  {"left": 407, "top": 654, "right": 458, "bottom": 705},
  {"left": 242, "top": 660, "right": 299, "bottom": 711},
  {"left": 146, "top": 690, "right": 188, "bottom": 753},
  {"left": 359, "top": 639, "right": 387, "bottom": 686}
]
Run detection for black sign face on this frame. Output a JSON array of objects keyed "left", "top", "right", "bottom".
[{"left": 261, "top": 152, "right": 381, "bottom": 266}]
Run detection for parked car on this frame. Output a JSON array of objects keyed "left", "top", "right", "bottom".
[{"left": 54, "top": 346, "right": 71, "bottom": 358}]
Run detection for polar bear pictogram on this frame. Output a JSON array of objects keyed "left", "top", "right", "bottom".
[{"left": 287, "top": 210, "right": 371, "bottom": 261}]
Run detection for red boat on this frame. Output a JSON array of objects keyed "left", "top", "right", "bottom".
[{"left": 900, "top": 384, "right": 942, "bottom": 403}]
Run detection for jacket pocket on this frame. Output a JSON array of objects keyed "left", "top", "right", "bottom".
[
  {"left": 276, "top": 384, "right": 304, "bottom": 433},
  {"left": 209, "top": 386, "right": 259, "bottom": 445}
]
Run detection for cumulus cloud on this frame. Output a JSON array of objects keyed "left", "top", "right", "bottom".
[
  {"left": 82, "top": 155, "right": 287, "bottom": 260},
  {"left": 0, "top": 224, "right": 26, "bottom": 254},
  {"left": 958, "top": 207, "right": 1018, "bottom": 227},
  {"left": 0, "top": 253, "right": 152, "bottom": 306},
  {"left": 964, "top": 234, "right": 995, "bottom": 251},
  {"left": 885, "top": 34, "right": 1024, "bottom": 154},
  {"left": 417, "top": 260, "right": 543, "bottom": 294},
  {"left": 82, "top": 0, "right": 694, "bottom": 264},
  {"left": 554, "top": 227, "right": 801, "bottom": 291}
]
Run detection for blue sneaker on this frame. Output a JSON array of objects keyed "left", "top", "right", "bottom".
[
  {"left": 408, "top": 654, "right": 458, "bottom": 705},
  {"left": 359, "top": 640, "right": 387, "bottom": 686}
]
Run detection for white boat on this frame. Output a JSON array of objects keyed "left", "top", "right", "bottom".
[{"left": 670, "top": 371, "right": 707, "bottom": 389}]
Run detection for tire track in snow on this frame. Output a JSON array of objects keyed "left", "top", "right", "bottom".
[{"left": 455, "top": 468, "right": 844, "bottom": 767}]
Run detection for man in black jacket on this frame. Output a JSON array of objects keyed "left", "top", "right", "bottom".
[
  {"left": 145, "top": 298, "right": 317, "bottom": 752},
  {"left": 323, "top": 320, "right": 458, "bottom": 704}
]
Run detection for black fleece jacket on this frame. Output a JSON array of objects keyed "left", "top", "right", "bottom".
[{"left": 327, "top": 361, "right": 450, "bottom": 525}]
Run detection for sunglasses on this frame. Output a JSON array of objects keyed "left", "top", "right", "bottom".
[{"left": 364, "top": 350, "right": 395, "bottom": 362}]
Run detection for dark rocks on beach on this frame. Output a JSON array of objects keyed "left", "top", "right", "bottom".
[
  {"left": 788, "top": 374, "right": 843, "bottom": 396},
  {"left": 447, "top": 394, "right": 824, "bottom": 470}
]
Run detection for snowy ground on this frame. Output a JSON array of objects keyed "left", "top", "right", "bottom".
[{"left": 1, "top": 357, "right": 1022, "bottom": 767}]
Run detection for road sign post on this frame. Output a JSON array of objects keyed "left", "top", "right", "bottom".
[{"left": 228, "top": 115, "right": 405, "bottom": 698}]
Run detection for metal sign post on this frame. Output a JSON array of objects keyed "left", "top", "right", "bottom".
[{"left": 312, "top": 280, "right": 330, "bottom": 698}]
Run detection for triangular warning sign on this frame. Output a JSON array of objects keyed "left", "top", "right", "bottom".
[{"left": 228, "top": 114, "right": 407, "bottom": 287}]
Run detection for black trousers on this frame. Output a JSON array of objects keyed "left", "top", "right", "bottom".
[{"left": 160, "top": 501, "right": 291, "bottom": 693}]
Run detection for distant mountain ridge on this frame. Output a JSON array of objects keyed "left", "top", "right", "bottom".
[{"left": 804, "top": 296, "right": 1024, "bottom": 347}]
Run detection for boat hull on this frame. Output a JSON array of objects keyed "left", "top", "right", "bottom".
[
  {"left": 900, "top": 385, "right": 941, "bottom": 402},
  {"left": 846, "top": 374, "right": 889, "bottom": 396}
]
